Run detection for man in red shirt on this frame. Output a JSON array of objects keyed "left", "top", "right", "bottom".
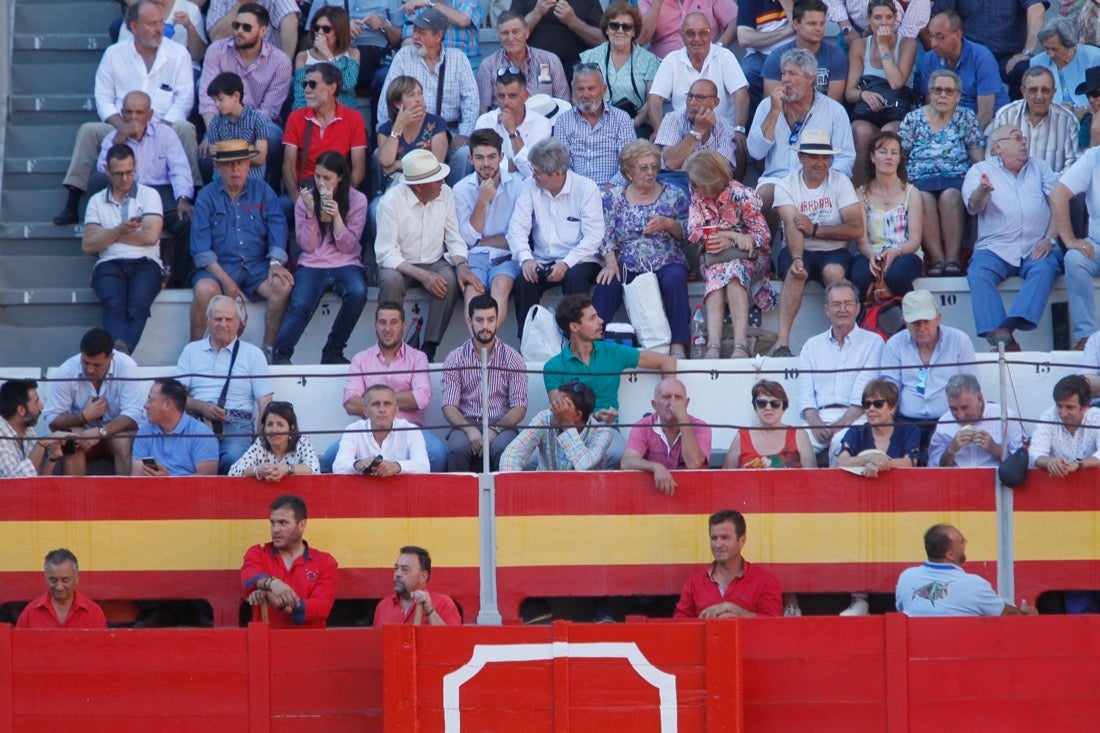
[
  {"left": 673, "top": 509, "right": 783, "bottom": 618},
  {"left": 16, "top": 549, "right": 107, "bottom": 629},
  {"left": 241, "top": 494, "right": 339, "bottom": 628},
  {"left": 373, "top": 546, "right": 461, "bottom": 626}
]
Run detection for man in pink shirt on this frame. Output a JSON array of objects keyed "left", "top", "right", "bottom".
[
  {"left": 373, "top": 545, "right": 462, "bottom": 626},
  {"left": 16, "top": 549, "right": 107, "bottom": 630},
  {"left": 322, "top": 301, "right": 447, "bottom": 471},
  {"left": 621, "top": 378, "right": 711, "bottom": 494}
]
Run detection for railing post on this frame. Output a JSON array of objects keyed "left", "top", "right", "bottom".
[
  {"left": 477, "top": 346, "right": 502, "bottom": 625},
  {"left": 246, "top": 621, "right": 271, "bottom": 733},
  {"left": 995, "top": 342, "right": 1015, "bottom": 602}
]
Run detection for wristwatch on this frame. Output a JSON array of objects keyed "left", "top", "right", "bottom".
[
  {"left": 269, "top": 258, "right": 282, "bottom": 268},
  {"left": 881, "top": 52, "right": 892, "bottom": 61},
  {"left": 1021, "top": 48, "right": 1033, "bottom": 57},
  {"left": 509, "top": 129, "right": 521, "bottom": 140},
  {"left": 733, "top": 125, "right": 747, "bottom": 135},
  {"left": 98, "top": 426, "right": 107, "bottom": 438},
  {"left": 688, "top": 129, "right": 703, "bottom": 142}
]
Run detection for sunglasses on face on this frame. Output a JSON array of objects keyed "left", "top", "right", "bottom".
[
  {"left": 607, "top": 21, "right": 634, "bottom": 32},
  {"left": 862, "top": 399, "right": 891, "bottom": 409},
  {"left": 754, "top": 398, "right": 783, "bottom": 409},
  {"left": 231, "top": 21, "right": 254, "bottom": 32},
  {"left": 312, "top": 24, "right": 334, "bottom": 33},
  {"left": 302, "top": 79, "right": 319, "bottom": 89}
]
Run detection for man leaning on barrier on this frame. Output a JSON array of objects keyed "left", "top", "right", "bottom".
[
  {"left": 332, "top": 384, "right": 430, "bottom": 475},
  {"left": 373, "top": 545, "right": 461, "bottom": 626},
  {"left": 620, "top": 378, "right": 711, "bottom": 494}
]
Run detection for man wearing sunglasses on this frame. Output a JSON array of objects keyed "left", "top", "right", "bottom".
[
  {"left": 198, "top": 4, "right": 291, "bottom": 190},
  {"left": 880, "top": 289, "right": 979, "bottom": 459},
  {"left": 206, "top": 0, "right": 301, "bottom": 58},
  {"left": 475, "top": 11, "right": 568, "bottom": 112}
]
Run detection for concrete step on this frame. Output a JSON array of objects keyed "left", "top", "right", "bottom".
[
  {"left": 5, "top": 124, "right": 82, "bottom": 161},
  {"left": 0, "top": 222, "right": 83, "bottom": 241},
  {"left": 0, "top": 326, "right": 101, "bottom": 368},
  {"left": 14, "top": 2, "right": 118, "bottom": 34},
  {"left": 4, "top": 157, "right": 71, "bottom": 176},
  {"left": 5, "top": 171, "right": 66, "bottom": 191},
  {"left": 0, "top": 239, "right": 84, "bottom": 257},
  {"left": 0, "top": 256, "right": 94, "bottom": 288},
  {"left": 12, "top": 33, "right": 112, "bottom": 53},
  {"left": 1, "top": 190, "right": 69, "bottom": 222},
  {"left": 12, "top": 61, "right": 99, "bottom": 96},
  {"left": 9, "top": 94, "right": 98, "bottom": 114}
]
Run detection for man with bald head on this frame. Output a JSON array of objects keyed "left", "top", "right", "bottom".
[
  {"left": 962, "top": 123, "right": 1062, "bottom": 352},
  {"left": 621, "top": 378, "right": 711, "bottom": 494},
  {"left": 655, "top": 78, "right": 736, "bottom": 174}
]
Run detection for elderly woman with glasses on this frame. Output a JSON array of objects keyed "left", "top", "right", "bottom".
[
  {"left": 291, "top": 6, "right": 361, "bottom": 110},
  {"left": 593, "top": 140, "right": 690, "bottom": 356},
  {"left": 836, "top": 378, "right": 920, "bottom": 476},
  {"left": 229, "top": 401, "right": 321, "bottom": 479},
  {"left": 898, "top": 69, "right": 984, "bottom": 277},
  {"left": 578, "top": 1, "right": 660, "bottom": 138},
  {"left": 723, "top": 380, "right": 815, "bottom": 469}
]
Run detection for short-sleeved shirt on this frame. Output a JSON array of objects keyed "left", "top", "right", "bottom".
[
  {"left": 240, "top": 542, "right": 338, "bottom": 628},
  {"left": 42, "top": 351, "right": 147, "bottom": 431},
  {"left": 551, "top": 106, "right": 636, "bottom": 186},
  {"left": 175, "top": 337, "right": 274, "bottom": 413},
  {"left": 898, "top": 106, "right": 984, "bottom": 183},
  {"left": 773, "top": 168, "right": 860, "bottom": 252},
  {"left": 650, "top": 45, "right": 749, "bottom": 126},
  {"left": 543, "top": 340, "right": 641, "bottom": 412},
  {"left": 738, "top": 0, "right": 793, "bottom": 56},
  {"left": 579, "top": 42, "right": 660, "bottom": 111},
  {"left": 205, "top": 108, "right": 269, "bottom": 180},
  {"left": 673, "top": 560, "right": 784, "bottom": 618},
  {"left": 373, "top": 591, "right": 462, "bottom": 626},
  {"left": 761, "top": 40, "right": 849, "bottom": 94},
  {"left": 15, "top": 591, "right": 107, "bottom": 629},
  {"left": 839, "top": 422, "right": 920, "bottom": 464},
  {"left": 625, "top": 412, "right": 712, "bottom": 469},
  {"left": 132, "top": 414, "right": 219, "bottom": 475},
  {"left": 283, "top": 103, "right": 368, "bottom": 182},
  {"left": 918, "top": 39, "right": 1009, "bottom": 115},
  {"left": 1057, "top": 146, "right": 1100, "bottom": 244},
  {"left": 931, "top": 0, "right": 1042, "bottom": 59},
  {"left": 83, "top": 184, "right": 165, "bottom": 265},
  {"left": 896, "top": 561, "right": 1006, "bottom": 616}
]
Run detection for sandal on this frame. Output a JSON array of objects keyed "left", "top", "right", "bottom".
[
  {"left": 944, "top": 261, "right": 963, "bottom": 277},
  {"left": 704, "top": 344, "right": 721, "bottom": 359},
  {"left": 927, "top": 261, "right": 946, "bottom": 277},
  {"left": 731, "top": 343, "right": 751, "bottom": 359}
]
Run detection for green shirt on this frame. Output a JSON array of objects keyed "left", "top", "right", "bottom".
[{"left": 542, "top": 340, "right": 640, "bottom": 412}]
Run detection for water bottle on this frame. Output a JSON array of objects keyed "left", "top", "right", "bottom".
[{"left": 690, "top": 305, "right": 707, "bottom": 359}]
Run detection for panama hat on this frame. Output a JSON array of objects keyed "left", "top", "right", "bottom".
[
  {"left": 211, "top": 139, "right": 260, "bottom": 162},
  {"left": 398, "top": 149, "right": 450, "bottom": 185}
]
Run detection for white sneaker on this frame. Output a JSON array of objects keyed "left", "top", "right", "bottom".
[
  {"left": 840, "top": 598, "right": 869, "bottom": 616},
  {"left": 783, "top": 605, "right": 802, "bottom": 617}
]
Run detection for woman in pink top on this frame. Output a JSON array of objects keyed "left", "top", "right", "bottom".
[{"left": 272, "top": 151, "right": 369, "bottom": 365}]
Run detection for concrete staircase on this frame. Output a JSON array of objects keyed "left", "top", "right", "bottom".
[{"left": 0, "top": 0, "right": 106, "bottom": 367}]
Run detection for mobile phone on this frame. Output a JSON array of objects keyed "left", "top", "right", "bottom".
[
  {"left": 363, "top": 455, "right": 384, "bottom": 475},
  {"left": 61, "top": 439, "right": 77, "bottom": 456},
  {"left": 142, "top": 457, "right": 158, "bottom": 468}
]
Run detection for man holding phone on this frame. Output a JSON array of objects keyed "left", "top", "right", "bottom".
[
  {"left": 332, "top": 384, "right": 430, "bottom": 474},
  {"left": 131, "top": 378, "right": 219, "bottom": 476}
]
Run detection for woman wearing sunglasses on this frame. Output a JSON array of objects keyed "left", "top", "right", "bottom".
[
  {"left": 578, "top": 2, "right": 659, "bottom": 138},
  {"left": 291, "top": 6, "right": 361, "bottom": 110},
  {"left": 229, "top": 401, "right": 321, "bottom": 480},
  {"left": 723, "top": 380, "right": 815, "bottom": 469},
  {"left": 836, "top": 378, "right": 919, "bottom": 477}
]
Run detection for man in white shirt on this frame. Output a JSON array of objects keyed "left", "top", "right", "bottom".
[
  {"left": 54, "top": 0, "right": 198, "bottom": 225},
  {"left": 43, "top": 328, "right": 145, "bottom": 476},
  {"left": 771, "top": 130, "right": 864, "bottom": 357},
  {"left": 333, "top": 384, "right": 430, "bottom": 474},
  {"left": 798, "top": 280, "right": 883, "bottom": 463},
  {"left": 375, "top": 149, "right": 483, "bottom": 362},
  {"left": 648, "top": 12, "right": 750, "bottom": 167},
  {"left": 1031, "top": 375, "right": 1100, "bottom": 476},
  {"left": 507, "top": 138, "right": 605, "bottom": 338},
  {"left": 473, "top": 68, "right": 551, "bottom": 178},
  {"left": 121, "top": 0, "right": 208, "bottom": 64},
  {"left": 929, "top": 374, "right": 1024, "bottom": 468}
]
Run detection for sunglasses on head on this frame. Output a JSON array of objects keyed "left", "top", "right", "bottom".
[
  {"left": 497, "top": 65, "right": 523, "bottom": 77},
  {"left": 231, "top": 21, "right": 254, "bottom": 32},
  {"left": 754, "top": 398, "right": 783, "bottom": 409},
  {"left": 574, "top": 62, "right": 602, "bottom": 73},
  {"left": 862, "top": 398, "right": 890, "bottom": 409},
  {"left": 312, "top": 23, "right": 334, "bottom": 33}
]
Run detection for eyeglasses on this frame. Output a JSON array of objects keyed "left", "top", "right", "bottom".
[
  {"left": 685, "top": 92, "right": 717, "bottom": 101},
  {"left": 607, "top": 21, "right": 634, "bottom": 32},
  {"left": 754, "top": 398, "right": 783, "bottom": 409},
  {"left": 497, "top": 65, "right": 523, "bottom": 77},
  {"left": 231, "top": 21, "right": 254, "bottom": 32},
  {"left": 827, "top": 300, "right": 858, "bottom": 310},
  {"left": 916, "top": 367, "right": 928, "bottom": 395},
  {"left": 991, "top": 132, "right": 1026, "bottom": 144},
  {"left": 633, "top": 163, "right": 659, "bottom": 173},
  {"left": 302, "top": 79, "right": 319, "bottom": 89},
  {"left": 862, "top": 399, "right": 890, "bottom": 409},
  {"left": 312, "top": 23, "right": 334, "bottom": 33},
  {"left": 930, "top": 86, "right": 959, "bottom": 96},
  {"left": 682, "top": 29, "right": 712, "bottom": 39}
]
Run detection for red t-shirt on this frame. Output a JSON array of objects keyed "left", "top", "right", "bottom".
[
  {"left": 282, "top": 103, "right": 367, "bottom": 181},
  {"left": 673, "top": 560, "right": 783, "bottom": 618},
  {"left": 373, "top": 591, "right": 462, "bottom": 627},
  {"left": 16, "top": 591, "right": 107, "bottom": 629},
  {"left": 240, "top": 541, "right": 339, "bottom": 628}
]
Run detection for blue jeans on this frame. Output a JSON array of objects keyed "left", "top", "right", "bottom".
[
  {"left": 90, "top": 257, "right": 163, "bottom": 352},
  {"left": 967, "top": 248, "right": 1062, "bottom": 336},
  {"left": 592, "top": 263, "right": 691, "bottom": 346},
  {"left": 274, "top": 265, "right": 368, "bottom": 358},
  {"left": 320, "top": 429, "right": 447, "bottom": 472},
  {"left": 219, "top": 416, "right": 255, "bottom": 474},
  {"left": 1064, "top": 243, "right": 1100, "bottom": 341}
]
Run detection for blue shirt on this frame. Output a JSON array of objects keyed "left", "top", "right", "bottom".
[
  {"left": 204, "top": 108, "right": 269, "bottom": 180},
  {"left": 896, "top": 561, "right": 1006, "bottom": 617},
  {"left": 133, "top": 414, "right": 219, "bottom": 476},
  {"left": 931, "top": 0, "right": 1042, "bottom": 58},
  {"left": 452, "top": 169, "right": 523, "bottom": 249},
  {"left": 919, "top": 39, "right": 1009, "bottom": 115},
  {"left": 880, "top": 325, "right": 979, "bottom": 420},
  {"left": 761, "top": 40, "right": 849, "bottom": 94},
  {"left": 190, "top": 177, "right": 288, "bottom": 278},
  {"left": 176, "top": 337, "right": 274, "bottom": 413},
  {"left": 839, "top": 423, "right": 920, "bottom": 464}
]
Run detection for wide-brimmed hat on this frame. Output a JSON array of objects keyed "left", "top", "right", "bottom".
[
  {"left": 412, "top": 7, "right": 450, "bottom": 31},
  {"left": 901, "top": 289, "right": 939, "bottom": 322},
  {"left": 212, "top": 139, "right": 260, "bottom": 162},
  {"left": 526, "top": 94, "right": 572, "bottom": 120},
  {"left": 794, "top": 129, "right": 840, "bottom": 155},
  {"left": 1076, "top": 65, "right": 1100, "bottom": 96},
  {"left": 398, "top": 149, "right": 450, "bottom": 185}
]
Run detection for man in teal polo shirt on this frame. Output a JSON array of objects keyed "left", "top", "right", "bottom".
[{"left": 543, "top": 294, "right": 677, "bottom": 467}]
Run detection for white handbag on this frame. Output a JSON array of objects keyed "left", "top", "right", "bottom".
[
  {"left": 520, "top": 304, "right": 564, "bottom": 364},
  {"left": 623, "top": 271, "right": 671, "bottom": 353}
]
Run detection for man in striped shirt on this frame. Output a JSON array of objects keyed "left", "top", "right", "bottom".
[
  {"left": 441, "top": 294, "right": 528, "bottom": 471},
  {"left": 987, "top": 66, "right": 1080, "bottom": 175}
]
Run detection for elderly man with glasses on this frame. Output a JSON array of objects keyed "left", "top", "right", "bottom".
[
  {"left": 919, "top": 10, "right": 1007, "bottom": 129},
  {"left": 475, "top": 11, "right": 569, "bottom": 111},
  {"left": 962, "top": 123, "right": 1063, "bottom": 353}
]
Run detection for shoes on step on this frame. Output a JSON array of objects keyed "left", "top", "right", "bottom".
[{"left": 840, "top": 598, "right": 869, "bottom": 616}]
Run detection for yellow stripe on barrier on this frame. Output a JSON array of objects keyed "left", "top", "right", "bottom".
[
  {"left": 0, "top": 518, "right": 481, "bottom": 572},
  {"left": 1015, "top": 511, "right": 1100, "bottom": 561},
  {"left": 496, "top": 512, "right": 999, "bottom": 566}
]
